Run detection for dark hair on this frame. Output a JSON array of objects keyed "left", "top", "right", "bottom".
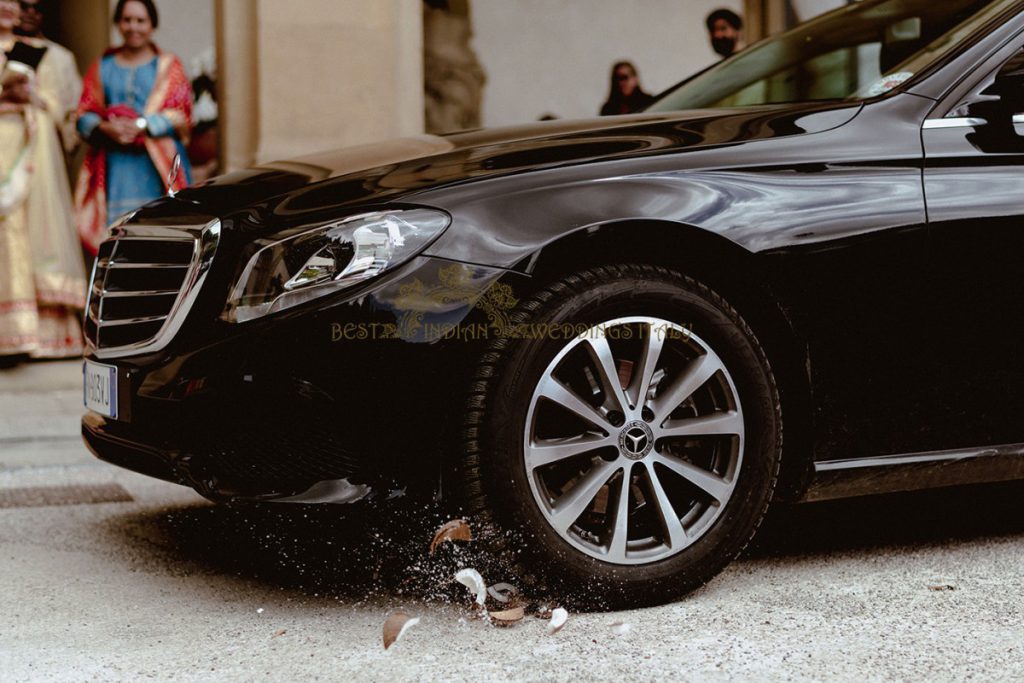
[
  {"left": 705, "top": 8, "right": 742, "bottom": 32},
  {"left": 113, "top": 0, "right": 159, "bottom": 29},
  {"left": 21, "top": 0, "right": 52, "bottom": 14},
  {"left": 601, "top": 60, "right": 652, "bottom": 115},
  {"left": 608, "top": 60, "right": 637, "bottom": 90}
]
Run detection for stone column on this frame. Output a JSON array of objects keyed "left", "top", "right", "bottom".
[
  {"left": 423, "top": 0, "right": 486, "bottom": 135},
  {"left": 744, "top": 0, "right": 790, "bottom": 42},
  {"left": 51, "top": 0, "right": 108, "bottom": 74},
  {"left": 216, "top": 0, "right": 425, "bottom": 170}
]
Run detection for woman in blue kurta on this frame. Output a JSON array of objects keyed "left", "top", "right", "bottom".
[{"left": 74, "top": 0, "right": 193, "bottom": 253}]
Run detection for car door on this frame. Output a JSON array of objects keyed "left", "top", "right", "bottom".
[{"left": 921, "top": 40, "right": 1024, "bottom": 450}]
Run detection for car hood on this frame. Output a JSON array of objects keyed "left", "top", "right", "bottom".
[{"left": 174, "top": 102, "right": 859, "bottom": 228}]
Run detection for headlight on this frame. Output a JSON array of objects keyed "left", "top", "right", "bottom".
[{"left": 223, "top": 208, "right": 450, "bottom": 322}]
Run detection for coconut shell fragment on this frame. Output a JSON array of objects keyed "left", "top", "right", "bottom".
[
  {"left": 383, "top": 612, "right": 420, "bottom": 650},
  {"left": 547, "top": 607, "right": 568, "bottom": 634},
  {"left": 429, "top": 519, "right": 473, "bottom": 554},
  {"left": 490, "top": 606, "right": 525, "bottom": 627},
  {"left": 454, "top": 568, "right": 488, "bottom": 605}
]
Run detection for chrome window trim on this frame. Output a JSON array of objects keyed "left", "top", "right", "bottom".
[
  {"left": 86, "top": 218, "right": 221, "bottom": 359},
  {"left": 921, "top": 116, "right": 989, "bottom": 129},
  {"left": 922, "top": 114, "right": 1024, "bottom": 129}
]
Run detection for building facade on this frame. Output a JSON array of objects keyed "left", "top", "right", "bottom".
[{"left": 46, "top": 0, "right": 845, "bottom": 173}]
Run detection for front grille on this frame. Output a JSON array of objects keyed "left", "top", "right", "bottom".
[
  {"left": 85, "top": 221, "right": 220, "bottom": 358},
  {"left": 86, "top": 237, "right": 195, "bottom": 351}
]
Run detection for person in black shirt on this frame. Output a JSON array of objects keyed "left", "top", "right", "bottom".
[
  {"left": 706, "top": 8, "right": 745, "bottom": 59},
  {"left": 600, "top": 61, "right": 654, "bottom": 116}
]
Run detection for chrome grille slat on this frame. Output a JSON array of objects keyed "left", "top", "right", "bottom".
[
  {"left": 107, "top": 262, "right": 191, "bottom": 270},
  {"left": 94, "top": 287, "right": 179, "bottom": 298},
  {"left": 97, "top": 315, "right": 169, "bottom": 327},
  {"left": 84, "top": 220, "right": 221, "bottom": 358}
]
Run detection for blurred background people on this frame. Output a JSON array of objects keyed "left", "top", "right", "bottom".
[
  {"left": 75, "top": 0, "right": 193, "bottom": 255},
  {"left": 0, "top": 0, "right": 86, "bottom": 363},
  {"left": 187, "top": 47, "right": 218, "bottom": 183},
  {"left": 14, "top": 0, "right": 80, "bottom": 156},
  {"left": 706, "top": 8, "right": 745, "bottom": 59},
  {"left": 600, "top": 60, "right": 654, "bottom": 116}
]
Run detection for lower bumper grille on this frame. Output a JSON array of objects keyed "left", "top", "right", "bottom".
[
  {"left": 183, "top": 423, "right": 363, "bottom": 497},
  {"left": 86, "top": 377, "right": 369, "bottom": 500}
]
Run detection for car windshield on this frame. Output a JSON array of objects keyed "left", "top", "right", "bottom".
[{"left": 648, "top": 0, "right": 1012, "bottom": 111}]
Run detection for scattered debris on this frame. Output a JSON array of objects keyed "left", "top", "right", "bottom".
[
  {"left": 487, "top": 582, "right": 519, "bottom": 604},
  {"left": 455, "top": 568, "right": 487, "bottom": 605},
  {"left": 927, "top": 584, "right": 957, "bottom": 592},
  {"left": 609, "top": 621, "right": 631, "bottom": 636},
  {"left": 383, "top": 612, "right": 420, "bottom": 650},
  {"left": 547, "top": 607, "right": 568, "bottom": 634},
  {"left": 490, "top": 606, "right": 525, "bottom": 627},
  {"left": 429, "top": 519, "right": 473, "bottom": 554},
  {"left": 272, "top": 629, "right": 287, "bottom": 639}
]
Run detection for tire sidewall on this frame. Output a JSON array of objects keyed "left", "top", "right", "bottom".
[{"left": 472, "top": 266, "right": 781, "bottom": 604}]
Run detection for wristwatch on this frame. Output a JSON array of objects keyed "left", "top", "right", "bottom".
[{"left": 134, "top": 116, "right": 148, "bottom": 134}]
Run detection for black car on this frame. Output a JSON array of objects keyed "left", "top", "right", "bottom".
[{"left": 83, "top": 0, "right": 1024, "bottom": 606}]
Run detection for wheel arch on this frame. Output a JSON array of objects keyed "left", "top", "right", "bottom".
[{"left": 519, "top": 219, "right": 815, "bottom": 500}]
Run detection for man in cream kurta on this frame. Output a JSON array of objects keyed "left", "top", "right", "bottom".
[{"left": 15, "top": 0, "right": 82, "bottom": 154}]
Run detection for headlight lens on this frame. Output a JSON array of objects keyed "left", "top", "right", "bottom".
[{"left": 223, "top": 208, "right": 450, "bottom": 322}]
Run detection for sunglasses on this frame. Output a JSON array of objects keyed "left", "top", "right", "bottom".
[
  {"left": 19, "top": 1, "right": 41, "bottom": 11},
  {"left": 615, "top": 72, "right": 635, "bottom": 82}
]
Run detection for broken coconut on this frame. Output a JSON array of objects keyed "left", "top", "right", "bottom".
[
  {"left": 486, "top": 582, "right": 519, "bottom": 604},
  {"left": 547, "top": 607, "right": 569, "bottom": 634},
  {"left": 608, "top": 621, "right": 632, "bottom": 636},
  {"left": 489, "top": 606, "right": 525, "bottom": 627},
  {"left": 454, "top": 568, "right": 487, "bottom": 606},
  {"left": 429, "top": 519, "right": 472, "bottom": 554},
  {"left": 382, "top": 612, "right": 420, "bottom": 650}
]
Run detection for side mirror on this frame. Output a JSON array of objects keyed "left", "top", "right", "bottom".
[
  {"left": 962, "top": 51, "right": 1024, "bottom": 127},
  {"left": 987, "top": 50, "right": 1024, "bottom": 113}
]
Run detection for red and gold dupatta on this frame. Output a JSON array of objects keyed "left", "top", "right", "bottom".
[{"left": 74, "top": 45, "right": 193, "bottom": 254}]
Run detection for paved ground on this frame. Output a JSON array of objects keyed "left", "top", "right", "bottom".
[{"left": 1, "top": 360, "right": 1022, "bottom": 682}]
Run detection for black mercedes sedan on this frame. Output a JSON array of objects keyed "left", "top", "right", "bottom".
[{"left": 83, "top": 0, "right": 1024, "bottom": 606}]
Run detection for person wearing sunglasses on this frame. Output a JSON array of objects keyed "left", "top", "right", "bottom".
[
  {"left": 600, "top": 60, "right": 655, "bottom": 116},
  {"left": 14, "top": 0, "right": 82, "bottom": 156}
]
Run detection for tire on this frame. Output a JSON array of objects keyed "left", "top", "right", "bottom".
[{"left": 459, "top": 264, "right": 782, "bottom": 608}]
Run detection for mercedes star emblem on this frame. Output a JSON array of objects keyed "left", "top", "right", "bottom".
[{"left": 618, "top": 421, "right": 654, "bottom": 460}]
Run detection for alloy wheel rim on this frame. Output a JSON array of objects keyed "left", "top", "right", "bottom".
[{"left": 522, "top": 316, "right": 744, "bottom": 565}]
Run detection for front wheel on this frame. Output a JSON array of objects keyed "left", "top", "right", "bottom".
[{"left": 459, "top": 264, "right": 782, "bottom": 607}]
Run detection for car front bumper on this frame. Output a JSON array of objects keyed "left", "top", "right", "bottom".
[{"left": 81, "top": 255, "right": 521, "bottom": 503}]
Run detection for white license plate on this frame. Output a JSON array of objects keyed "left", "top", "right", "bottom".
[{"left": 83, "top": 360, "right": 119, "bottom": 419}]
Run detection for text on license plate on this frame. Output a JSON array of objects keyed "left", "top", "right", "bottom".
[{"left": 83, "top": 360, "right": 118, "bottom": 419}]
